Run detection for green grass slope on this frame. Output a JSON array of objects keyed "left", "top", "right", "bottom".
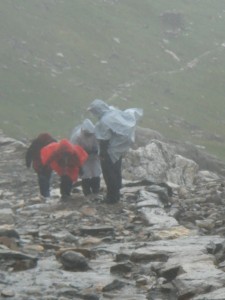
[{"left": 1, "top": 0, "right": 225, "bottom": 160}]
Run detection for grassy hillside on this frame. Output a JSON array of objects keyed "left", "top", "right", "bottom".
[{"left": 1, "top": 0, "right": 225, "bottom": 161}]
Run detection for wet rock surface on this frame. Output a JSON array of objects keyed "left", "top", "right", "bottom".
[{"left": 1, "top": 130, "right": 225, "bottom": 299}]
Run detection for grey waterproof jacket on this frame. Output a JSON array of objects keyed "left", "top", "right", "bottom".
[
  {"left": 70, "top": 119, "right": 102, "bottom": 179},
  {"left": 88, "top": 99, "right": 143, "bottom": 163}
]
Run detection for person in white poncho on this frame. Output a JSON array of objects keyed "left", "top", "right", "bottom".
[
  {"left": 70, "top": 119, "right": 102, "bottom": 198},
  {"left": 88, "top": 99, "right": 143, "bottom": 204}
]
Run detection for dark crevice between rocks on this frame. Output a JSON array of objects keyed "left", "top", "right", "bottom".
[{"left": 130, "top": 252, "right": 169, "bottom": 263}]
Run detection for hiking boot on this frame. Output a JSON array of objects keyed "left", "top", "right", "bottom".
[
  {"left": 85, "top": 194, "right": 93, "bottom": 201},
  {"left": 92, "top": 193, "right": 104, "bottom": 202},
  {"left": 40, "top": 195, "right": 50, "bottom": 202},
  {"left": 60, "top": 195, "right": 71, "bottom": 201},
  {"left": 104, "top": 196, "right": 120, "bottom": 204}
]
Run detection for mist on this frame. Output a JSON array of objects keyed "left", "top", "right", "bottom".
[{"left": 1, "top": 0, "right": 225, "bottom": 160}]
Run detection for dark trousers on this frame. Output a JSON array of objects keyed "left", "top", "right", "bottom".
[
  {"left": 37, "top": 167, "right": 52, "bottom": 197},
  {"left": 60, "top": 175, "right": 73, "bottom": 196},
  {"left": 100, "top": 152, "right": 122, "bottom": 203},
  {"left": 81, "top": 177, "right": 100, "bottom": 196}
]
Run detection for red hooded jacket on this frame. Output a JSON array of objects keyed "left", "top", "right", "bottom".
[{"left": 41, "top": 139, "right": 88, "bottom": 182}]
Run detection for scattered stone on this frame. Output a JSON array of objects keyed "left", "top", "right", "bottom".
[
  {"left": 56, "top": 247, "right": 94, "bottom": 259},
  {"left": 1, "top": 289, "right": 15, "bottom": 297},
  {"left": 110, "top": 261, "right": 133, "bottom": 274},
  {"left": 0, "top": 228, "right": 20, "bottom": 239},
  {"left": 0, "top": 209, "right": 15, "bottom": 225},
  {"left": 80, "top": 226, "right": 114, "bottom": 236},
  {"left": 59, "top": 251, "right": 90, "bottom": 271},
  {"left": 0, "top": 236, "right": 18, "bottom": 250},
  {"left": 1, "top": 130, "right": 225, "bottom": 299},
  {"left": 102, "top": 279, "right": 127, "bottom": 292}
]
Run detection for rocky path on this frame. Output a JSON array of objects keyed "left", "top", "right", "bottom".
[{"left": 1, "top": 131, "right": 225, "bottom": 300}]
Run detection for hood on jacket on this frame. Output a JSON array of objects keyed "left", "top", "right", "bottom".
[
  {"left": 57, "top": 139, "right": 75, "bottom": 154},
  {"left": 36, "top": 133, "right": 56, "bottom": 147},
  {"left": 81, "top": 119, "right": 95, "bottom": 134},
  {"left": 88, "top": 99, "right": 112, "bottom": 119}
]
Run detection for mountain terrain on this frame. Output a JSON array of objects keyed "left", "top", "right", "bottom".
[
  {"left": 1, "top": 0, "right": 225, "bottom": 161},
  {"left": 1, "top": 129, "right": 225, "bottom": 299}
]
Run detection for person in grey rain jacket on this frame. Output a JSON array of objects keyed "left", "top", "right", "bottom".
[
  {"left": 88, "top": 99, "right": 143, "bottom": 204},
  {"left": 70, "top": 119, "right": 102, "bottom": 198}
]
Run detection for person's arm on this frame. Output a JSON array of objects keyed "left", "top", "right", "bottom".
[
  {"left": 25, "top": 139, "right": 38, "bottom": 168},
  {"left": 25, "top": 145, "right": 33, "bottom": 168}
]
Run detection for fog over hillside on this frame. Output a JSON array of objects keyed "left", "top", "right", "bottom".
[{"left": 1, "top": 0, "right": 225, "bottom": 161}]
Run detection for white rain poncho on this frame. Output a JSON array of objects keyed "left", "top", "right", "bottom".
[
  {"left": 88, "top": 99, "right": 143, "bottom": 163},
  {"left": 70, "top": 119, "right": 101, "bottom": 179}
]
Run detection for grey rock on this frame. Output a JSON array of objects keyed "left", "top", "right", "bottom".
[
  {"left": 79, "top": 225, "right": 114, "bottom": 236},
  {"left": 1, "top": 129, "right": 225, "bottom": 299},
  {"left": 110, "top": 261, "right": 134, "bottom": 274},
  {"left": 59, "top": 251, "right": 90, "bottom": 271},
  {"left": 102, "top": 279, "right": 127, "bottom": 292},
  {"left": 0, "top": 228, "right": 20, "bottom": 239},
  {"left": 139, "top": 207, "right": 178, "bottom": 228},
  {"left": 193, "top": 287, "right": 225, "bottom": 299},
  {"left": 0, "top": 208, "right": 15, "bottom": 225}
]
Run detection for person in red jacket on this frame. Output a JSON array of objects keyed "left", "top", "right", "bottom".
[
  {"left": 25, "top": 133, "right": 57, "bottom": 198},
  {"left": 41, "top": 139, "right": 88, "bottom": 199}
]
